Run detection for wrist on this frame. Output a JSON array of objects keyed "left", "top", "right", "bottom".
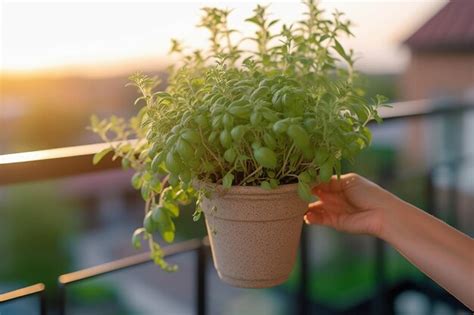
[{"left": 377, "top": 196, "right": 412, "bottom": 242}]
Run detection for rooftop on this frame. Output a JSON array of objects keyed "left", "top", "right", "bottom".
[{"left": 404, "top": 0, "right": 474, "bottom": 52}]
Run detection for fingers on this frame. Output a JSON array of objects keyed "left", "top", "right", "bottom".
[
  {"left": 305, "top": 201, "right": 333, "bottom": 227},
  {"left": 307, "top": 200, "right": 324, "bottom": 212},
  {"left": 312, "top": 173, "right": 360, "bottom": 193},
  {"left": 305, "top": 206, "right": 382, "bottom": 236},
  {"left": 311, "top": 190, "right": 355, "bottom": 214},
  {"left": 304, "top": 209, "right": 328, "bottom": 225},
  {"left": 305, "top": 201, "right": 323, "bottom": 224}
]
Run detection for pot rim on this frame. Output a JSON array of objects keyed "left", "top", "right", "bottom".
[{"left": 193, "top": 179, "right": 302, "bottom": 196}]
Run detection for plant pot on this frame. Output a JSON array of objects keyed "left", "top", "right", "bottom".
[{"left": 200, "top": 183, "right": 308, "bottom": 288}]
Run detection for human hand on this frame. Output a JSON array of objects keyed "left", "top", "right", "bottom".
[
  {"left": 304, "top": 173, "right": 399, "bottom": 237},
  {"left": 305, "top": 173, "right": 474, "bottom": 309}
]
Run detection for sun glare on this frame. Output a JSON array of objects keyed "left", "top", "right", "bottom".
[{"left": 1, "top": 1, "right": 446, "bottom": 76}]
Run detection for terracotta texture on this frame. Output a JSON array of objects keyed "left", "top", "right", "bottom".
[{"left": 200, "top": 183, "right": 308, "bottom": 288}]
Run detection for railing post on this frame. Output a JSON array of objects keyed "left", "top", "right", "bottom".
[
  {"left": 39, "top": 289, "right": 47, "bottom": 315},
  {"left": 372, "top": 239, "right": 388, "bottom": 315},
  {"left": 196, "top": 242, "right": 207, "bottom": 315},
  {"left": 448, "top": 163, "right": 459, "bottom": 227},
  {"left": 426, "top": 169, "right": 436, "bottom": 216},
  {"left": 298, "top": 225, "right": 309, "bottom": 315},
  {"left": 372, "top": 174, "right": 390, "bottom": 315},
  {"left": 425, "top": 168, "right": 437, "bottom": 314},
  {"left": 58, "top": 282, "right": 66, "bottom": 315}
]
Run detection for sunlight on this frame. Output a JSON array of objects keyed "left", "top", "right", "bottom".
[{"left": 1, "top": 1, "right": 446, "bottom": 75}]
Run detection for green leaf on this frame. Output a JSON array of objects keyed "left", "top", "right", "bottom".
[
  {"left": 219, "top": 130, "right": 233, "bottom": 148},
  {"left": 319, "top": 34, "right": 330, "bottom": 43},
  {"left": 223, "top": 172, "right": 234, "bottom": 188},
  {"left": 269, "top": 178, "right": 279, "bottom": 188},
  {"left": 141, "top": 184, "right": 151, "bottom": 200},
  {"left": 192, "top": 208, "right": 202, "bottom": 222},
  {"left": 143, "top": 211, "right": 158, "bottom": 233},
  {"left": 152, "top": 206, "right": 164, "bottom": 222},
  {"left": 93, "top": 147, "right": 113, "bottom": 165},
  {"left": 260, "top": 181, "right": 272, "bottom": 190},
  {"left": 287, "top": 125, "right": 310, "bottom": 152},
  {"left": 224, "top": 148, "right": 237, "bottom": 163},
  {"left": 181, "top": 130, "right": 200, "bottom": 144},
  {"left": 273, "top": 119, "right": 289, "bottom": 134},
  {"left": 298, "top": 171, "right": 312, "bottom": 183},
  {"left": 159, "top": 212, "right": 175, "bottom": 243},
  {"left": 231, "top": 125, "right": 247, "bottom": 142},
  {"left": 150, "top": 206, "right": 175, "bottom": 243},
  {"left": 314, "top": 149, "right": 330, "bottom": 165},
  {"left": 161, "top": 229, "right": 175, "bottom": 243},
  {"left": 164, "top": 202, "right": 180, "bottom": 218},
  {"left": 151, "top": 152, "right": 165, "bottom": 172},
  {"left": 121, "top": 157, "right": 130, "bottom": 169},
  {"left": 298, "top": 181, "right": 316, "bottom": 202},
  {"left": 333, "top": 39, "right": 351, "bottom": 64},
  {"left": 319, "top": 160, "right": 333, "bottom": 182},
  {"left": 131, "top": 172, "right": 142, "bottom": 190},
  {"left": 254, "top": 147, "right": 277, "bottom": 169},
  {"left": 176, "top": 139, "right": 194, "bottom": 161},
  {"left": 165, "top": 152, "right": 183, "bottom": 174},
  {"left": 263, "top": 133, "right": 277, "bottom": 149},
  {"left": 150, "top": 176, "right": 163, "bottom": 193},
  {"left": 131, "top": 228, "right": 145, "bottom": 249},
  {"left": 90, "top": 114, "right": 100, "bottom": 129}
]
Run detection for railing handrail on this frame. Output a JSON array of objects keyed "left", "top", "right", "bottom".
[
  {"left": 59, "top": 238, "right": 203, "bottom": 285},
  {"left": 0, "top": 283, "right": 45, "bottom": 303},
  {"left": 1, "top": 99, "right": 473, "bottom": 186},
  {"left": 56, "top": 238, "right": 208, "bottom": 315}
]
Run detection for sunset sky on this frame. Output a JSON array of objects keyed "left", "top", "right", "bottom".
[{"left": 1, "top": 0, "right": 446, "bottom": 77}]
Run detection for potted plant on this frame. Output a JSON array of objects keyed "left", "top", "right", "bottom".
[{"left": 90, "top": 0, "right": 385, "bottom": 288}]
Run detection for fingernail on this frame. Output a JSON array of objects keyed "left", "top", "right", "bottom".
[{"left": 304, "top": 213, "right": 312, "bottom": 224}]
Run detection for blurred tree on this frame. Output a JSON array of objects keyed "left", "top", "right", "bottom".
[
  {"left": 0, "top": 183, "right": 78, "bottom": 296},
  {"left": 12, "top": 101, "right": 88, "bottom": 152},
  {"left": 357, "top": 73, "right": 398, "bottom": 102}
]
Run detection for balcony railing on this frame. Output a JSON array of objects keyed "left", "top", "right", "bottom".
[{"left": 0, "top": 99, "right": 472, "bottom": 315}]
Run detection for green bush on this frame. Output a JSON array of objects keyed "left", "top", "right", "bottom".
[{"left": 0, "top": 183, "right": 77, "bottom": 296}]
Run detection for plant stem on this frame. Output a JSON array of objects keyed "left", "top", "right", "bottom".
[
  {"left": 239, "top": 166, "right": 263, "bottom": 185},
  {"left": 198, "top": 127, "right": 225, "bottom": 173},
  {"left": 277, "top": 143, "right": 295, "bottom": 177}
]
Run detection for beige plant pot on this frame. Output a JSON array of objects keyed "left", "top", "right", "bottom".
[{"left": 200, "top": 183, "right": 308, "bottom": 288}]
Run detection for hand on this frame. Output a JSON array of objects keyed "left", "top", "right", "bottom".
[
  {"left": 304, "top": 173, "right": 398, "bottom": 237},
  {"left": 305, "top": 173, "right": 474, "bottom": 309}
]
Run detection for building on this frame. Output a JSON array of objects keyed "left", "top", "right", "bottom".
[{"left": 400, "top": 0, "right": 474, "bottom": 100}]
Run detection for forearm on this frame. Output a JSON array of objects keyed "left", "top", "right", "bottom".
[{"left": 380, "top": 199, "right": 474, "bottom": 310}]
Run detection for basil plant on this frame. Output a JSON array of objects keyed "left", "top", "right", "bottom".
[{"left": 90, "top": 1, "right": 386, "bottom": 269}]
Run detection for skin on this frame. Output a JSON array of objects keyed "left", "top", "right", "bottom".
[{"left": 305, "top": 173, "right": 474, "bottom": 310}]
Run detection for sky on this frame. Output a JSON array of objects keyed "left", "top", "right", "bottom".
[{"left": 0, "top": 0, "right": 447, "bottom": 77}]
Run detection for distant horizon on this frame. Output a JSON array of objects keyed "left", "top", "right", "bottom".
[
  {"left": 1, "top": 1, "right": 446, "bottom": 78},
  {"left": 0, "top": 54, "right": 170, "bottom": 79},
  {"left": 0, "top": 53, "right": 404, "bottom": 80}
]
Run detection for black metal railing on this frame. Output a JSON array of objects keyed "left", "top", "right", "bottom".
[
  {"left": 57, "top": 238, "right": 206, "bottom": 315},
  {"left": 0, "top": 283, "right": 47, "bottom": 315},
  {"left": 1, "top": 99, "right": 473, "bottom": 314}
]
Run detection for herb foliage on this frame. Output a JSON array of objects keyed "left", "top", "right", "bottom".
[{"left": 90, "top": 1, "right": 386, "bottom": 269}]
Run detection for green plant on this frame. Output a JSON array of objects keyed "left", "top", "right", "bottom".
[{"left": 90, "top": 1, "right": 386, "bottom": 269}]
